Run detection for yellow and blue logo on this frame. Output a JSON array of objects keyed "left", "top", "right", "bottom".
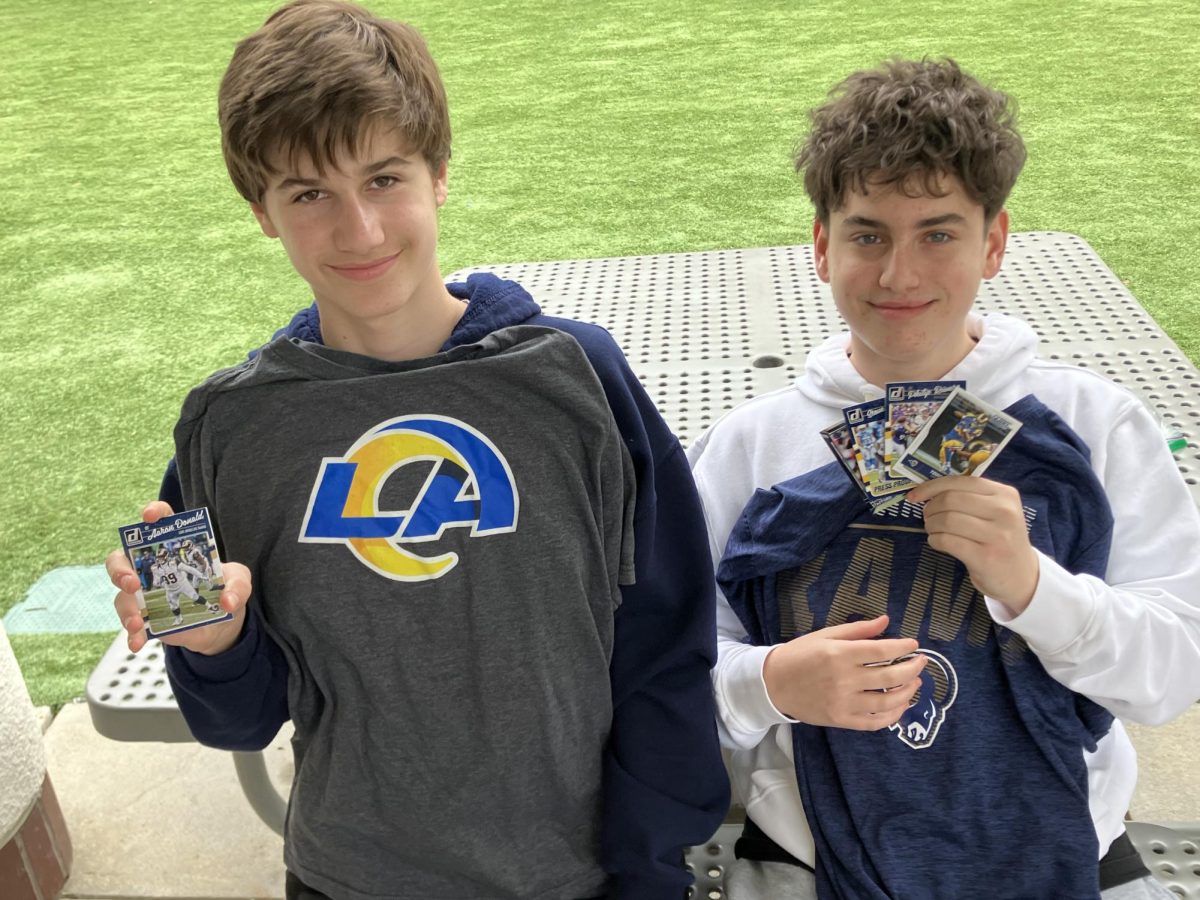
[{"left": 299, "top": 415, "right": 519, "bottom": 581}]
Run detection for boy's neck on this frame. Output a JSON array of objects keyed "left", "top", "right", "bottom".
[
  {"left": 318, "top": 283, "right": 466, "bottom": 362},
  {"left": 846, "top": 332, "right": 979, "bottom": 389}
]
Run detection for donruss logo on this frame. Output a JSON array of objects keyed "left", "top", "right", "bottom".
[
  {"left": 888, "top": 649, "right": 958, "bottom": 749},
  {"left": 300, "top": 415, "right": 519, "bottom": 582}
]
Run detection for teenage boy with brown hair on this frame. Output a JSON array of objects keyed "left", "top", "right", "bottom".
[
  {"left": 688, "top": 59, "right": 1198, "bottom": 900},
  {"left": 107, "top": 2, "right": 728, "bottom": 897}
]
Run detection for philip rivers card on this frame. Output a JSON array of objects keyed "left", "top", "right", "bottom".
[
  {"left": 884, "top": 380, "right": 965, "bottom": 473},
  {"left": 893, "top": 387, "right": 1022, "bottom": 483},
  {"left": 117, "top": 508, "right": 231, "bottom": 638}
]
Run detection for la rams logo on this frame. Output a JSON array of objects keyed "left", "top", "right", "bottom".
[
  {"left": 888, "top": 649, "right": 958, "bottom": 749},
  {"left": 299, "top": 415, "right": 519, "bottom": 582}
]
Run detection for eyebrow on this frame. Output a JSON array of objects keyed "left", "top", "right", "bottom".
[
  {"left": 842, "top": 213, "right": 968, "bottom": 230},
  {"left": 273, "top": 156, "right": 415, "bottom": 192}
]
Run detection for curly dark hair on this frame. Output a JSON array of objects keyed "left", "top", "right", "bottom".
[{"left": 794, "top": 58, "right": 1026, "bottom": 222}]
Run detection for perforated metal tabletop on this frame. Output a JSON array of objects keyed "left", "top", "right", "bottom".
[
  {"left": 449, "top": 231, "right": 1200, "bottom": 503},
  {"left": 87, "top": 233, "right": 1200, "bottom": 896}
]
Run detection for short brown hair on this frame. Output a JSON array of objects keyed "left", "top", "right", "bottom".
[
  {"left": 219, "top": 0, "right": 451, "bottom": 203},
  {"left": 794, "top": 58, "right": 1025, "bottom": 223}
]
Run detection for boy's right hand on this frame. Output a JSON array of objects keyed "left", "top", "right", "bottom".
[
  {"left": 107, "top": 501, "right": 251, "bottom": 656},
  {"left": 762, "top": 615, "right": 926, "bottom": 731}
]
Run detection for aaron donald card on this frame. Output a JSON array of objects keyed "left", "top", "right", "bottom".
[
  {"left": 117, "top": 508, "right": 231, "bottom": 638},
  {"left": 893, "top": 387, "right": 1022, "bottom": 483}
]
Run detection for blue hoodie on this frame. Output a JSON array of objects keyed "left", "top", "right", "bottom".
[{"left": 160, "top": 273, "right": 729, "bottom": 899}]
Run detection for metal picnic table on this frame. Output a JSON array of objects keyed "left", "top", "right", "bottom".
[{"left": 87, "top": 233, "right": 1200, "bottom": 898}]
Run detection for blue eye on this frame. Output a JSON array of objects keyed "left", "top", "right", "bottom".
[
  {"left": 928, "top": 231, "right": 952, "bottom": 243},
  {"left": 855, "top": 234, "right": 881, "bottom": 246}
]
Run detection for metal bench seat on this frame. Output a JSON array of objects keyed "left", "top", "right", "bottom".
[
  {"left": 87, "top": 233, "right": 1200, "bottom": 895},
  {"left": 682, "top": 823, "right": 1200, "bottom": 899}
]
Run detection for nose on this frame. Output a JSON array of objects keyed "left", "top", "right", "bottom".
[
  {"left": 335, "top": 196, "right": 385, "bottom": 254},
  {"left": 878, "top": 243, "right": 920, "bottom": 293}
]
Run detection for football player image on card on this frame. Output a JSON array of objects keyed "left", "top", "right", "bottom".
[
  {"left": 180, "top": 538, "right": 216, "bottom": 591},
  {"left": 843, "top": 398, "right": 888, "bottom": 484},
  {"left": 884, "top": 380, "right": 965, "bottom": 473},
  {"left": 894, "top": 387, "right": 1022, "bottom": 483}
]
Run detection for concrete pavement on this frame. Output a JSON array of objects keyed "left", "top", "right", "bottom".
[
  {"left": 45, "top": 702, "right": 291, "bottom": 899},
  {"left": 41, "top": 699, "right": 1200, "bottom": 899}
]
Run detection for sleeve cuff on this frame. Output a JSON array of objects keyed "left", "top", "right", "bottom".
[
  {"left": 984, "top": 550, "right": 1098, "bottom": 656},
  {"left": 718, "top": 642, "right": 798, "bottom": 738},
  {"left": 173, "top": 609, "right": 263, "bottom": 683}
]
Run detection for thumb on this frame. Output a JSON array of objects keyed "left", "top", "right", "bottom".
[
  {"left": 818, "top": 615, "right": 890, "bottom": 641},
  {"left": 142, "top": 501, "right": 176, "bottom": 524},
  {"left": 217, "top": 562, "right": 253, "bottom": 611}
]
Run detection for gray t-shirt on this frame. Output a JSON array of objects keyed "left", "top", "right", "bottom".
[{"left": 174, "top": 326, "right": 635, "bottom": 899}]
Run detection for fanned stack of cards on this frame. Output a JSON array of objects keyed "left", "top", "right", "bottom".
[{"left": 821, "top": 383, "right": 1022, "bottom": 513}]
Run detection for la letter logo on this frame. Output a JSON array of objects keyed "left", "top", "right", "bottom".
[{"left": 299, "top": 415, "right": 519, "bottom": 581}]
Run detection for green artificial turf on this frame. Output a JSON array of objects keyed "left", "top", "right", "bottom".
[
  {"left": 2, "top": 0, "right": 1197, "bottom": 702},
  {"left": 8, "top": 633, "right": 116, "bottom": 709}
]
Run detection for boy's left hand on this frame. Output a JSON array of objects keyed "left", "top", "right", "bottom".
[{"left": 907, "top": 476, "right": 1039, "bottom": 616}]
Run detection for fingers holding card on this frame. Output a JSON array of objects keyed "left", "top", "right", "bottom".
[{"left": 117, "top": 508, "right": 233, "bottom": 639}]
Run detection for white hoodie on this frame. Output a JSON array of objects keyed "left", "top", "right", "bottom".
[{"left": 688, "top": 312, "right": 1200, "bottom": 866}]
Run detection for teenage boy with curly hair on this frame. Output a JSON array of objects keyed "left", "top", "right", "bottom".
[
  {"left": 688, "top": 58, "right": 1198, "bottom": 900},
  {"left": 108, "top": 2, "right": 728, "bottom": 897}
]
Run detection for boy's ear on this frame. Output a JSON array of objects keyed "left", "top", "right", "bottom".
[
  {"left": 813, "top": 218, "right": 831, "bottom": 283},
  {"left": 982, "top": 209, "right": 1009, "bottom": 279},
  {"left": 434, "top": 161, "right": 449, "bottom": 208},
  {"left": 249, "top": 201, "right": 280, "bottom": 239}
]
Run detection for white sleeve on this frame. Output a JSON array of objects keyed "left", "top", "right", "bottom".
[
  {"left": 986, "top": 401, "right": 1200, "bottom": 725},
  {"left": 692, "top": 465, "right": 798, "bottom": 751},
  {"left": 714, "top": 592, "right": 796, "bottom": 749}
]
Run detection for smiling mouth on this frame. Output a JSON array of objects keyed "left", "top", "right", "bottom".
[
  {"left": 328, "top": 253, "right": 400, "bottom": 281},
  {"left": 872, "top": 299, "right": 934, "bottom": 317}
]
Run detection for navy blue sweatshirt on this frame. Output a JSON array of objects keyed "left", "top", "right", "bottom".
[{"left": 160, "top": 273, "right": 730, "bottom": 899}]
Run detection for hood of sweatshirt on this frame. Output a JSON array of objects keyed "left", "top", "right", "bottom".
[
  {"left": 797, "top": 311, "right": 1039, "bottom": 409},
  {"left": 273, "top": 273, "right": 543, "bottom": 349}
]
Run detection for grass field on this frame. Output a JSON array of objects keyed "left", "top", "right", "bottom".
[{"left": 2, "top": 0, "right": 1197, "bottom": 705}]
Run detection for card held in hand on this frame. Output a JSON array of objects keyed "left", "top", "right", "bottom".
[
  {"left": 892, "top": 387, "right": 1022, "bottom": 483},
  {"left": 117, "top": 507, "right": 233, "bottom": 638},
  {"left": 884, "top": 380, "right": 965, "bottom": 474}
]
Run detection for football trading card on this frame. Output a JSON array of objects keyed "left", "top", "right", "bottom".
[
  {"left": 821, "top": 420, "right": 870, "bottom": 495},
  {"left": 893, "top": 387, "right": 1023, "bottom": 483},
  {"left": 884, "top": 381, "right": 965, "bottom": 474},
  {"left": 821, "top": 421, "right": 906, "bottom": 514},
  {"left": 117, "top": 507, "right": 232, "bottom": 638},
  {"left": 866, "top": 466, "right": 913, "bottom": 500},
  {"left": 842, "top": 398, "right": 888, "bottom": 485}
]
